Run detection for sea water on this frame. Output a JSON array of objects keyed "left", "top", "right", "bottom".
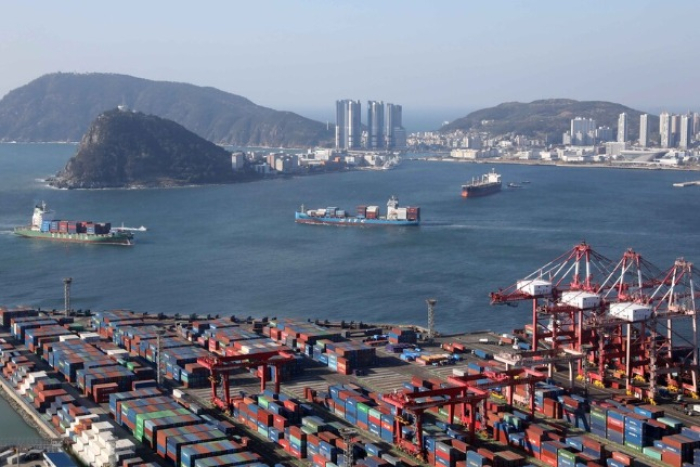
[{"left": 1, "top": 143, "right": 700, "bottom": 436}]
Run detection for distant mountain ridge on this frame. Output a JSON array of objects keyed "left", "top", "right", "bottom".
[
  {"left": 50, "top": 108, "right": 259, "bottom": 189},
  {"left": 441, "top": 99, "right": 659, "bottom": 143},
  {"left": 0, "top": 72, "right": 333, "bottom": 147}
]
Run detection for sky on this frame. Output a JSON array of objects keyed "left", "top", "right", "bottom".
[{"left": 1, "top": 1, "right": 699, "bottom": 130}]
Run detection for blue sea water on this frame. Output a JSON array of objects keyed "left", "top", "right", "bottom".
[
  {"left": 1, "top": 143, "right": 700, "bottom": 437},
  {"left": 2, "top": 144, "right": 700, "bottom": 334}
]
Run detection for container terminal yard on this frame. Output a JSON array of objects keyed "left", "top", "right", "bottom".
[{"left": 1, "top": 242, "right": 700, "bottom": 467}]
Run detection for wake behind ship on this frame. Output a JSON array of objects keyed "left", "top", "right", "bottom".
[
  {"left": 461, "top": 168, "right": 502, "bottom": 198},
  {"left": 14, "top": 202, "right": 135, "bottom": 245},
  {"left": 295, "top": 196, "right": 420, "bottom": 226}
]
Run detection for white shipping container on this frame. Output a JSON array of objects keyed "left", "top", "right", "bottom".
[
  {"left": 516, "top": 279, "right": 552, "bottom": 296},
  {"left": 560, "top": 291, "right": 601, "bottom": 309},
  {"left": 92, "top": 421, "right": 116, "bottom": 433},
  {"left": 115, "top": 439, "right": 135, "bottom": 450},
  {"left": 608, "top": 303, "right": 652, "bottom": 322},
  {"left": 172, "top": 388, "right": 184, "bottom": 399},
  {"left": 452, "top": 368, "right": 467, "bottom": 377},
  {"left": 59, "top": 334, "right": 80, "bottom": 341}
]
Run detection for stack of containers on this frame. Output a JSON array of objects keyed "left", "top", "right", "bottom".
[
  {"left": 0, "top": 307, "right": 38, "bottom": 328},
  {"left": 156, "top": 423, "right": 223, "bottom": 460},
  {"left": 590, "top": 404, "right": 608, "bottom": 438},
  {"left": 142, "top": 411, "right": 203, "bottom": 449},
  {"left": 139, "top": 335, "right": 191, "bottom": 363},
  {"left": 46, "top": 339, "right": 114, "bottom": 383},
  {"left": 11, "top": 316, "right": 57, "bottom": 340},
  {"left": 655, "top": 434, "right": 700, "bottom": 467},
  {"left": 161, "top": 346, "right": 209, "bottom": 387},
  {"left": 203, "top": 327, "right": 260, "bottom": 355},
  {"left": 323, "top": 341, "right": 376, "bottom": 375},
  {"left": 326, "top": 384, "right": 395, "bottom": 443},
  {"left": 434, "top": 438, "right": 468, "bottom": 467},
  {"left": 2, "top": 353, "right": 34, "bottom": 379},
  {"left": 72, "top": 420, "right": 137, "bottom": 467},
  {"left": 179, "top": 439, "right": 249, "bottom": 467},
  {"left": 77, "top": 363, "right": 139, "bottom": 399},
  {"left": 109, "top": 388, "right": 163, "bottom": 424},
  {"left": 539, "top": 440, "right": 567, "bottom": 467},
  {"left": 624, "top": 413, "right": 648, "bottom": 451},
  {"left": 191, "top": 452, "right": 262, "bottom": 467},
  {"left": 606, "top": 406, "right": 627, "bottom": 445},
  {"left": 559, "top": 395, "right": 589, "bottom": 430},
  {"left": 267, "top": 319, "right": 342, "bottom": 354},
  {"left": 387, "top": 328, "right": 417, "bottom": 344},
  {"left": 91, "top": 310, "right": 148, "bottom": 340},
  {"left": 165, "top": 426, "right": 229, "bottom": 466},
  {"left": 57, "top": 404, "right": 94, "bottom": 437},
  {"left": 521, "top": 424, "right": 554, "bottom": 459}
]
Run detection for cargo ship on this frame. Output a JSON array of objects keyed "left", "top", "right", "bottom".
[
  {"left": 13, "top": 202, "right": 134, "bottom": 245},
  {"left": 295, "top": 196, "right": 420, "bottom": 226},
  {"left": 461, "top": 168, "right": 502, "bottom": 197}
]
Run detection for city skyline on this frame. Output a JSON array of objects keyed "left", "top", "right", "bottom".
[{"left": 1, "top": 0, "right": 699, "bottom": 128}]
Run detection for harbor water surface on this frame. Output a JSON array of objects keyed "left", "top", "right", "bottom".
[{"left": 1, "top": 143, "right": 700, "bottom": 437}]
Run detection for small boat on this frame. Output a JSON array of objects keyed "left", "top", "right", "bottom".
[{"left": 507, "top": 182, "right": 522, "bottom": 188}]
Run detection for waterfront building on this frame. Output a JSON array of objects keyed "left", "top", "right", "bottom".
[
  {"left": 617, "top": 113, "right": 628, "bottom": 143},
  {"left": 606, "top": 141, "right": 626, "bottom": 156},
  {"left": 670, "top": 114, "right": 680, "bottom": 147},
  {"left": 679, "top": 113, "right": 692, "bottom": 149},
  {"left": 596, "top": 126, "right": 613, "bottom": 143},
  {"left": 335, "top": 99, "right": 362, "bottom": 150},
  {"left": 385, "top": 103, "right": 405, "bottom": 149},
  {"left": 639, "top": 114, "right": 649, "bottom": 147},
  {"left": 570, "top": 117, "right": 596, "bottom": 145},
  {"left": 366, "top": 100, "right": 384, "bottom": 150},
  {"left": 659, "top": 111, "right": 672, "bottom": 148}
]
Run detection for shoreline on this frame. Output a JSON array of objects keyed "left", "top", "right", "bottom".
[
  {"left": 0, "top": 373, "right": 59, "bottom": 441},
  {"left": 410, "top": 156, "right": 700, "bottom": 173}
]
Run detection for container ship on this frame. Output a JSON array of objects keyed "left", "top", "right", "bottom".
[
  {"left": 295, "top": 196, "right": 420, "bottom": 226},
  {"left": 13, "top": 202, "right": 134, "bottom": 245},
  {"left": 461, "top": 168, "right": 502, "bottom": 197}
]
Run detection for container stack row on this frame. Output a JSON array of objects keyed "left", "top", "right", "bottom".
[
  {"left": 108, "top": 389, "right": 265, "bottom": 467},
  {"left": 387, "top": 328, "right": 417, "bottom": 345},
  {"left": 310, "top": 341, "right": 376, "bottom": 375},
  {"left": 233, "top": 388, "right": 400, "bottom": 467},
  {"left": 72, "top": 420, "right": 137, "bottom": 467}
]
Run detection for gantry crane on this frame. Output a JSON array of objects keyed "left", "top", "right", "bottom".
[
  {"left": 382, "top": 385, "right": 489, "bottom": 460},
  {"left": 491, "top": 243, "right": 700, "bottom": 401},
  {"left": 197, "top": 349, "right": 295, "bottom": 412}
]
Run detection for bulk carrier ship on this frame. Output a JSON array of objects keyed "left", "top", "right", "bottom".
[
  {"left": 295, "top": 196, "right": 420, "bottom": 226},
  {"left": 461, "top": 168, "right": 502, "bottom": 198},
  {"left": 14, "top": 202, "right": 135, "bottom": 245}
]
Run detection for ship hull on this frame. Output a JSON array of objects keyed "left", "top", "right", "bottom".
[
  {"left": 461, "top": 182, "right": 502, "bottom": 198},
  {"left": 14, "top": 228, "right": 134, "bottom": 246},
  {"left": 295, "top": 212, "right": 419, "bottom": 227}
]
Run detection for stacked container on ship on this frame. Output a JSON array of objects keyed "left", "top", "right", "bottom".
[
  {"left": 13, "top": 202, "right": 134, "bottom": 245},
  {"left": 295, "top": 196, "right": 420, "bottom": 226}
]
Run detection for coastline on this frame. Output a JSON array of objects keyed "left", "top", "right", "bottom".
[
  {"left": 412, "top": 156, "right": 700, "bottom": 173},
  {"left": 0, "top": 373, "right": 59, "bottom": 440}
]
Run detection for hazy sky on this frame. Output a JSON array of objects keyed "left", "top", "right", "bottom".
[{"left": 1, "top": 1, "right": 698, "bottom": 127}]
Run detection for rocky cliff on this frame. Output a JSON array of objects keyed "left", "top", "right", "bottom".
[{"left": 50, "top": 109, "right": 259, "bottom": 189}]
